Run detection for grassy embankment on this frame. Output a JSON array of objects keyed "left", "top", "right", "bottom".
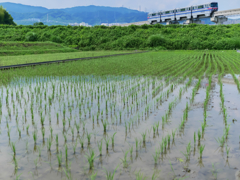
[
  {"left": 1, "top": 24, "right": 240, "bottom": 50},
  {"left": 0, "top": 46, "right": 135, "bottom": 66},
  {"left": 0, "top": 41, "right": 77, "bottom": 56}
]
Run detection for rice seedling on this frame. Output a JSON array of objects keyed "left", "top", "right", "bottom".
[
  {"left": 17, "top": 128, "right": 21, "bottom": 138},
  {"left": 181, "top": 142, "right": 191, "bottom": 161},
  {"left": 76, "top": 123, "right": 80, "bottom": 134},
  {"left": 135, "top": 138, "right": 139, "bottom": 151},
  {"left": 33, "top": 131, "right": 37, "bottom": 144},
  {"left": 79, "top": 137, "right": 85, "bottom": 149},
  {"left": 41, "top": 128, "right": 45, "bottom": 141},
  {"left": 73, "top": 141, "right": 77, "bottom": 154},
  {"left": 152, "top": 150, "right": 159, "bottom": 165},
  {"left": 104, "top": 137, "right": 110, "bottom": 151},
  {"left": 64, "top": 133, "right": 67, "bottom": 143},
  {"left": 11, "top": 142, "right": 16, "bottom": 156},
  {"left": 111, "top": 132, "right": 117, "bottom": 147},
  {"left": 85, "top": 149, "right": 95, "bottom": 170},
  {"left": 47, "top": 136, "right": 52, "bottom": 151},
  {"left": 199, "top": 144, "right": 205, "bottom": 159},
  {"left": 65, "top": 144, "right": 68, "bottom": 160},
  {"left": 102, "top": 120, "right": 108, "bottom": 133},
  {"left": 120, "top": 150, "right": 129, "bottom": 168},
  {"left": 167, "top": 134, "right": 171, "bottom": 144},
  {"left": 97, "top": 140, "right": 103, "bottom": 156},
  {"left": 34, "top": 158, "right": 38, "bottom": 168},
  {"left": 104, "top": 164, "right": 119, "bottom": 180},
  {"left": 211, "top": 163, "right": 218, "bottom": 179},
  {"left": 50, "top": 127, "right": 53, "bottom": 138},
  {"left": 194, "top": 132, "right": 196, "bottom": 144},
  {"left": 152, "top": 125, "right": 156, "bottom": 136},
  {"left": 129, "top": 145, "right": 133, "bottom": 157},
  {"left": 57, "top": 151, "right": 62, "bottom": 167},
  {"left": 215, "top": 136, "right": 225, "bottom": 147},
  {"left": 136, "top": 171, "right": 147, "bottom": 180},
  {"left": 141, "top": 131, "right": 147, "bottom": 145},
  {"left": 198, "top": 129, "right": 201, "bottom": 142},
  {"left": 86, "top": 131, "right": 92, "bottom": 145},
  {"left": 225, "top": 145, "right": 230, "bottom": 158}
]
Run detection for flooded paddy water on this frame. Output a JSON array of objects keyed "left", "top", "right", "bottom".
[
  {"left": 0, "top": 76, "right": 240, "bottom": 179},
  {"left": 0, "top": 73, "right": 240, "bottom": 180}
]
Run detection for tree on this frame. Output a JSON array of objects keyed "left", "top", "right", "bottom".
[
  {"left": 0, "top": 6, "right": 16, "bottom": 25},
  {"left": 33, "top": 22, "right": 44, "bottom": 26}
]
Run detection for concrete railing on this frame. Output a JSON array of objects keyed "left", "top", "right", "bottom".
[
  {"left": 214, "top": 8, "right": 240, "bottom": 17},
  {"left": 118, "top": 21, "right": 149, "bottom": 27}
]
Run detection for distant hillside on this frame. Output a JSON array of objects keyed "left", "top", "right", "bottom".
[{"left": 0, "top": 2, "right": 148, "bottom": 25}]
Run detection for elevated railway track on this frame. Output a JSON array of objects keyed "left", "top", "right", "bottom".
[{"left": 118, "top": 8, "right": 240, "bottom": 26}]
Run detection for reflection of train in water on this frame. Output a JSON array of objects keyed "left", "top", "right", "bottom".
[{"left": 148, "top": 2, "right": 218, "bottom": 24}]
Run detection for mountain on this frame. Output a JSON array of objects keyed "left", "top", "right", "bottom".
[{"left": 0, "top": 2, "right": 148, "bottom": 25}]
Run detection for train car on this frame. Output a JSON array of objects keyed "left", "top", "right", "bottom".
[{"left": 147, "top": 2, "right": 218, "bottom": 24}]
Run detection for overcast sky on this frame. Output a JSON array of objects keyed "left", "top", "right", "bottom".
[{"left": 0, "top": 0, "right": 239, "bottom": 12}]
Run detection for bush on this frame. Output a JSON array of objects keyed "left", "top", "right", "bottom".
[
  {"left": 147, "top": 34, "right": 166, "bottom": 47},
  {"left": 25, "top": 32, "right": 38, "bottom": 41},
  {"left": 51, "top": 35, "right": 62, "bottom": 43}
]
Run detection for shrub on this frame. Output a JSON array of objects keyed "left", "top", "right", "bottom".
[
  {"left": 25, "top": 32, "right": 38, "bottom": 41},
  {"left": 147, "top": 34, "right": 166, "bottom": 47},
  {"left": 51, "top": 35, "right": 62, "bottom": 43}
]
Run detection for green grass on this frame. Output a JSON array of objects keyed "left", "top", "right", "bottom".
[
  {"left": 0, "top": 41, "right": 76, "bottom": 56},
  {"left": 0, "top": 49, "right": 135, "bottom": 66}
]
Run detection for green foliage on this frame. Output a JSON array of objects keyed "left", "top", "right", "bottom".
[
  {"left": 0, "top": 6, "right": 16, "bottom": 25},
  {"left": 25, "top": 32, "right": 38, "bottom": 41},
  {"left": 147, "top": 34, "right": 166, "bottom": 47},
  {"left": 1, "top": 24, "right": 240, "bottom": 50},
  {"left": 33, "top": 22, "right": 44, "bottom": 26}
]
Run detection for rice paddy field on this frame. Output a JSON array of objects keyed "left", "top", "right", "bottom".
[{"left": 0, "top": 50, "right": 240, "bottom": 180}]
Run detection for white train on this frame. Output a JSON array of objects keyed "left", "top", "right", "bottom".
[{"left": 148, "top": 2, "right": 218, "bottom": 24}]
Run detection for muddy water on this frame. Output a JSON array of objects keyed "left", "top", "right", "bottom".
[{"left": 0, "top": 75, "right": 240, "bottom": 180}]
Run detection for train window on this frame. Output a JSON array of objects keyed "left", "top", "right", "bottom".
[
  {"left": 198, "top": 5, "right": 204, "bottom": 9},
  {"left": 152, "top": 13, "right": 156, "bottom": 16},
  {"left": 165, "top": 11, "right": 170, "bottom": 14},
  {"left": 211, "top": 3, "right": 218, "bottom": 7},
  {"left": 180, "top": 8, "right": 185, "bottom": 12}
]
